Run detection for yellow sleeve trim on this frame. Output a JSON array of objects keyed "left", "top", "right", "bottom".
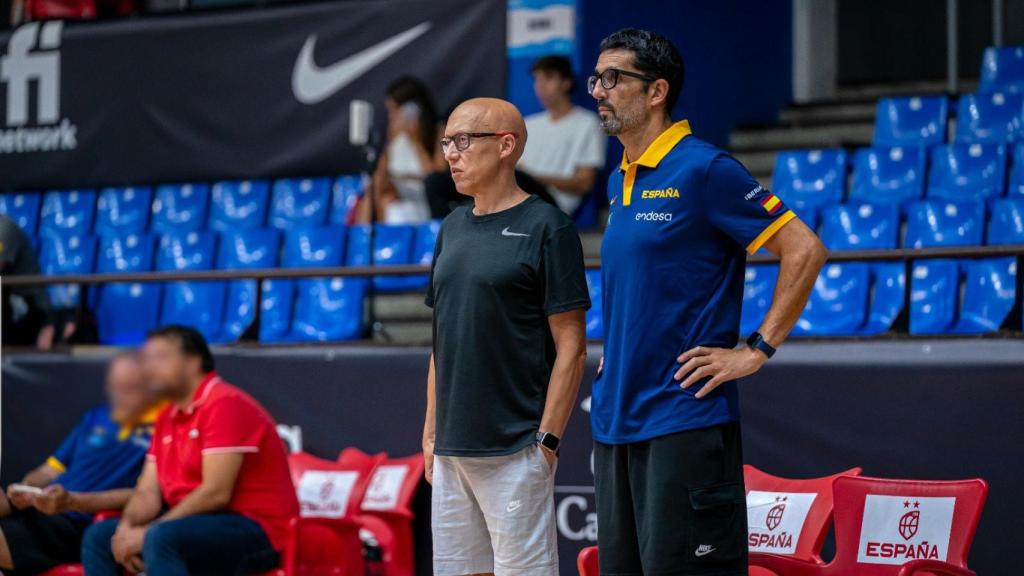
[
  {"left": 46, "top": 456, "right": 66, "bottom": 473},
  {"left": 746, "top": 210, "right": 797, "bottom": 255}
]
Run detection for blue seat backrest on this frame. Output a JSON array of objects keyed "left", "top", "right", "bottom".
[
  {"left": 791, "top": 263, "right": 871, "bottom": 336},
  {"left": 97, "top": 233, "right": 156, "bottom": 273},
  {"left": 771, "top": 149, "right": 848, "bottom": 218},
  {"left": 0, "top": 192, "right": 42, "bottom": 236},
  {"left": 96, "top": 186, "right": 152, "bottom": 237},
  {"left": 585, "top": 269, "right": 603, "bottom": 340},
  {"left": 849, "top": 146, "right": 926, "bottom": 209},
  {"left": 819, "top": 203, "right": 899, "bottom": 251},
  {"left": 214, "top": 228, "right": 282, "bottom": 343},
  {"left": 952, "top": 257, "right": 1017, "bottom": 334},
  {"left": 988, "top": 197, "right": 1024, "bottom": 245},
  {"left": 209, "top": 180, "right": 269, "bottom": 232},
  {"left": 980, "top": 46, "right": 1024, "bottom": 94},
  {"left": 39, "top": 232, "right": 96, "bottom": 308},
  {"left": 905, "top": 200, "right": 985, "bottom": 248},
  {"left": 910, "top": 260, "right": 960, "bottom": 335},
  {"left": 157, "top": 231, "right": 217, "bottom": 271},
  {"left": 283, "top": 226, "right": 346, "bottom": 267},
  {"left": 874, "top": 96, "right": 948, "bottom": 146},
  {"left": 330, "top": 175, "right": 365, "bottom": 226},
  {"left": 152, "top": 183, "right": 210, "bottom": 236},
  {"left": 741, "top": 265, "right": 779, "bottom": 337},
  {"left": 270, "top": 177, "right": 332, "bottom": 230},
  {"left": 1009, "top": 142, "right": 1024, "bottom": 197},
  {"left": 40, "top": 189, "right": 96, "bottom": 236},
  {"left": 954, "top": 91, "right": 1024, "bottom": 144},
  {"left": 94, "top": 234, "right": 160, "bottom": 345},
  {"left": 927, "top": 143, "right": 1007, "bottom": 202}
]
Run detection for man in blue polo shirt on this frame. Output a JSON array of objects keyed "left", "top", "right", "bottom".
[
  {"left": 588, "top": 29, "right": 826, "bottom": 574},
  {"left": 0, "top": 352, "right": 162, "bottom": 574}
]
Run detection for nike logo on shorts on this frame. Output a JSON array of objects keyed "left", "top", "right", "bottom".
[
  {"left": 694, "top": 544, "right": 716, "bottom": 557},
  {"left": 501, "top": 227, "right": 529, "bottom": 237},
  {"left": 506, "top": 499, "right": 522, "bottom": 513}
]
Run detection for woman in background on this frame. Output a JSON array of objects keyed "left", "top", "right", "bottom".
[{"left": 368, "top": 76, "right": 446, "bottom": 223}]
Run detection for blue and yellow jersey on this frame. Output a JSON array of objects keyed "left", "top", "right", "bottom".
[
  {"left": 47, "top": 404, "right": 163, "bottom": 516},
  {"left": 593, "top": 120, "right": 796, "bottom": 444}
]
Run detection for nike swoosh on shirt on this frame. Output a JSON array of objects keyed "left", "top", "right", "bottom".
[
  {"left": 502, "top": 227, "right": 530, "bottom": 237},
  {"left": 292, "top": 22, "right": 432, "bottom": 104}
]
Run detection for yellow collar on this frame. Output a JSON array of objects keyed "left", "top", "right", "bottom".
[
  {"left": 619, "top": 119, "right": 692, "bottom": 172},
  {"left": 116, "top": 401, "right": 167, "bottom": 440}
]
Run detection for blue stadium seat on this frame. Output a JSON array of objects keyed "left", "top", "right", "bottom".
[
  {"left": 330, "top": 175, "right": 365, "bottom": 226},
  {"left": 910, "top": 260, "right": 960, "bottom": 335},
  {"left": 40, "top": 189, "right": 96, "bottom": 237},
  {"left": 94, "top": 234, "right": 160, "bottom": 345},
  {"left": 585, "top": 269, "right": 603, "bottom": 340},
  {"left": 927, "top": 143, "right": 1007, "bottom": 203},
  {"left": 156, "top": 231, "right": 224, "bottom": 342},
  {"left": 96, "top": 186, "right": 152, "bottom": 237},
  {"left": 740, "top": 265, "right": 778, "bottom": 336},
  {"left": 0, "top": 192, "right": 41, "bottom": 236},
  {"left": 950, "top": 257, "right": 1016, "bottom": 334},
  {"left": 373, "top": 224, "right": 416, "bottom": 293},
  {"left": 38, "top": 232, "right": 96, "bottom": 309},
  {"left": 861, "top": 263, "right": 906, "bottom": 335},
  {"left": 280, "top": 226, "right": 365, "bottom": 342},
  {"left": 152, "top": 183, "right": 210, "bottom": 236},
  {"left": 849, "top": 146, "right": 926, "bottom": 211},
  {"left": 954, "top": 92, "right": 1023, "bottom": 144},
  {"left": 209, "top": 180, "right": 269, "bottom": 232},
  {"left": 772, "top": 149, "right": 847, "bottom": 223},
  {"left": 873, "top": 96, "right": 948, "bottom": 146},
  {"left": 791, "top": 263, "right": 870, "bottom": 336},
  {"left": 1009, "top": 142, "right": 1024, "bottom": 197},
  {"left": 819, "top": 203, "right": 899, "bottom": 250},
  {"left": 270, "top": 177, "right": 331, "bottom": 230},
  {"left": 346, "top": 224, "right": 371, "bottom": 267},
  {"left": 980, "top": 45, "right": 1024, "bottom": 94},
  {"left": 214, "top": 228, "right": 281, "bottom": 343},
  {"left": 905, "top": 200, "right": 985, "bottom": 248},
  {"left": 989, "top": 197, "right": 1024, "bottom": 244}
]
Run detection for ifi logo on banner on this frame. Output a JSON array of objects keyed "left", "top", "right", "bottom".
[
  {"left": 0, "top": 21, "right": 78, "bottom": 154},
  {"left": 746, "top": 491, "right": 817, "bottom": 554},
  {"left": 857, "top": 495, "right": 955, "bottom": 564}
]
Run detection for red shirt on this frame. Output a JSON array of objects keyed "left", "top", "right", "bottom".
[{"left": 147, "top": 372, "right": 299, "bottom": 550}]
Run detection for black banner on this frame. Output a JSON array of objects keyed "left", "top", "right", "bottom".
[
  {"left": 4, "top": 342, "right": 1024, "bottom": 574},
  {"left": 0, "top": 0, "right": 505, "bottom": 189}
]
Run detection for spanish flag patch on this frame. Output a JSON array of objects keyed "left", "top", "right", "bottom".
[{"left": 760, "top": 193, "right": 782, "bottom": 215}]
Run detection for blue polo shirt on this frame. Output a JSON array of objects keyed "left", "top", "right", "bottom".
[
  {"left": 47, "top": 404, "right": 161, "bottom": 516},
  {"left": 592, "top": 120, "right": 796, "bottom": 444}
]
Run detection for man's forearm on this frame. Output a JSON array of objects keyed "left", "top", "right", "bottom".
[
  {"left": 539, "top": 339, "right": 587, "bottom": 438},
  {"left": 759, "top": 243, "right": 826, "bottom": 346},
  {"left": 23, "top": 464, "right": 59, "bottom": 487},
  {"left": 67, "top": 489, "right": 134, "bottom": 514},
  {"left": 121, "top": 490, "right": 162, "bottom": 528},
  {"left": 423, "top": 355, "right": 437, "bottom": 449}
]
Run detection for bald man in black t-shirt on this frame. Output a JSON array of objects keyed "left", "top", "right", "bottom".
[
  {"left": 0, "top": 214, "right": 56, "bottom": 349},
  {"left": 423, "top": 98, "right": 589, "bottom": 576}
]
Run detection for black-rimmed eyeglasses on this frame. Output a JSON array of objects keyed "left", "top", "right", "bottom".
[
  {"left": 440, "top": 132, "right": 518, "bottom": 153},
  {"left": 587, "top": 68, "right": 657, "bottom": 94}
]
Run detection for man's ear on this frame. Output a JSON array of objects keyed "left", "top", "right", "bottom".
[
  {"left": 647, "top": 78, "right": 670, "bottom": 110},
  {"left": 499, "top": 134, "right": 517, "bottom": 159}
]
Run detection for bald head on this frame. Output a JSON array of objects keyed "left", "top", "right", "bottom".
[{"left": 447, "top": 98, "right": 528, "bottom": 161}]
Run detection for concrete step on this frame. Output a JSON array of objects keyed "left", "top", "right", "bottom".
[
  {"left": 373, "top": 293, "right": 430, "bottom": 321},
  {"left": 733, "top": 150, "right": 777, "bottom": 180},
  {"left": 729, "top": 122, "right": 874, "bottom": 152},
  {"left": 372, "top": 321, "right": 432, "bottom": 345},
  {"left": 830, "top": 79, "right": 976, "bottom": 104},
  {"left": 779, "top": 101, "right": 877, "bottom": 127}
]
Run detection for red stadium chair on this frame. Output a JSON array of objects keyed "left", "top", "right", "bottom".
[
  {"left": 577, "top": 545, "right": 599, "bottom": 576},
  {"left": 745, "top": 465, "right": 863, "bottom": 575},
  {"left": 357, "top": 453, "right": 425, "bottom": 576},
  {"left": 749, "top": 475, "right": 988, "bottom": 576},
  {"left": 264, "top": 450, "right": 385, "bottom": 576}
]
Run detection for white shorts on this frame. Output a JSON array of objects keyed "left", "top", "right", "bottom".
[{"left": 431, "top": 444, "right": 559, "bottom": 576}]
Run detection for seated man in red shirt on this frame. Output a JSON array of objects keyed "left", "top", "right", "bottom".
[{"left": 81, "top": 325, "right": 299, "bottom": 576}]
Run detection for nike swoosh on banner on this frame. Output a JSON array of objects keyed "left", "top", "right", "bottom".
[{"left": 292, "top": 22, "right": 432, "bottom": 105}]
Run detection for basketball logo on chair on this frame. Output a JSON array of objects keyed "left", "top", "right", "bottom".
[
  {"left": 766, "top": 496, "right": 787, "bottom": 531},
  {"left": 898, "top": 504, "right": 920, "bottom": 540}
]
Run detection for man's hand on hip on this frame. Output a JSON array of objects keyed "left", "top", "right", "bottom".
[{"left": 675, "top": 346, "right": 766, "bottom": 399}]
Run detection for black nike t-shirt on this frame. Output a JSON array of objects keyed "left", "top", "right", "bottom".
[{"left": 426, "top": 194, "right": 590, "bottom": 457}]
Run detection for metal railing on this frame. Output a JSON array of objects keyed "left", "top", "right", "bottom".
[{"left": 4, "top": 244, "right": 1024, "bottom": 339}]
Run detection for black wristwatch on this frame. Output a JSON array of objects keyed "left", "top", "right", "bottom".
[
  {"left": 536, "top": 431, "right": 561, "bottom": 453},
  {"left": 746, "top": 331, "right": 777, "bottom": 359}
]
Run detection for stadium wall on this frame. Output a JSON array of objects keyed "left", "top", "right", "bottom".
[{"left": 4, "top": 340, "right": 1022, "bottom": 573}]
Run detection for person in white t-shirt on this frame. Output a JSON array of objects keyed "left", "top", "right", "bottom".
[{"left": 518, "top": 56, "right": 607, "bottom": 216}]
